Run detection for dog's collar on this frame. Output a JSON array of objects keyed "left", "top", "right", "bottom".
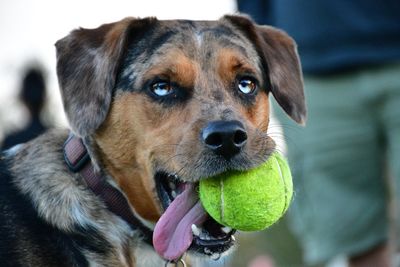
[{"left": 63, "top": 133, "right": 153, "bottom": 245}]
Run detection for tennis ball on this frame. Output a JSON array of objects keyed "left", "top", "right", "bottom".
[{"left": 199, "top": 151, "right": 293, "bottom": 231}]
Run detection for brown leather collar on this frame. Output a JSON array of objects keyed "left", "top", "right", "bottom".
[{"left": 63, "top": 133, "right": 153, "bottom": 245}]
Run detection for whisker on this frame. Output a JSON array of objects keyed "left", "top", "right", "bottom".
[{"left": 158, "top": 153, "right": 188, "bottom": 168}]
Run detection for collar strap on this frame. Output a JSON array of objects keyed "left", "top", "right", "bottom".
[{"left": 63, "top": 134, "right": 153, "bottom": 245}]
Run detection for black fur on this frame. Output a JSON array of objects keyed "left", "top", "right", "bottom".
[
  {"left": 0, "top": 152, "right": 107, "bottom": 267},
  {"left": 0, "top": 153, "right": 81, "bottom": 266}
]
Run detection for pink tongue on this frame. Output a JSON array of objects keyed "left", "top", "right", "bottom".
[{"left": 153, "top": 184, "right": 208, "bottom": 261}]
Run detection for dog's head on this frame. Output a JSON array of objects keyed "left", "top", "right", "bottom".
[{"left": 56, "top": 15, "right": 305, "bottom": 260}]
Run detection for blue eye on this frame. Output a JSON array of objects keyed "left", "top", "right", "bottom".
[
  {"left": 238, "top": 78, "right": 256, "bottom": 94},
  {"left": 151, "top": 81, "right": 174, "bottom": 96}
]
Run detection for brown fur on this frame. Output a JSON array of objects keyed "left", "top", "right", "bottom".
[
  {"left": 142, "top": 50, "right": 199, "bottom": 90},
  {"left": 95, "top": 93, "right": 164, "bottom": 222},
  {"left": 217, "top": 48, "right": 260, "bottom": 85}
]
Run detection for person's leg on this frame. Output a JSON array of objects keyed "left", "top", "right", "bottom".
[
  {"left": 272, "top": 69, "right": 389, "bottom": 266},
  {"left": 373, "top": 63, "right": 400, "bottom": 267}
]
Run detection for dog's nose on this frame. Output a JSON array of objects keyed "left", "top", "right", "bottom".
[{"left": 202, "top": 120, "right": 247, "bottom": 159}]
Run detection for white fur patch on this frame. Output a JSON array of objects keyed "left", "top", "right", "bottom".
[
  {"left": 134, "top": 244, "right": 165, "bottom": 267},
  {"left": 4, "top": 144, "right": 23, "bottom": 157},
  {"left": 195, "top": 31, "right": 203, "bottom": 47}
]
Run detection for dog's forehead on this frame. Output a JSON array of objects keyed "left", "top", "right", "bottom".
[
  {"left": 151, "top": 19, "right": 258, "bottom": 60},
  {"left": 118, "top": 19, "right": 262, "bottom": 90}
]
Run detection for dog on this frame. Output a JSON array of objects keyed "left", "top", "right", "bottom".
[{"left": 0, "top": 15, "right": 305, "bottom": 267}]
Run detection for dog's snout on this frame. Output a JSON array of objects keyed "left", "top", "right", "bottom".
[{"left": 202, "top": 120, "right": 247, "bottom": 159}]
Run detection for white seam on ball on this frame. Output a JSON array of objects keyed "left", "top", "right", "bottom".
[
  {"left": 220, "top": 177, "right": 225, "bottom": 221},
  {"left": 274, "top": 156, "right": 288, "bottom": 214}
]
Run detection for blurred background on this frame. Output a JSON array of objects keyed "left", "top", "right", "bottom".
[{"left": 1, "top": 1, "right": 399, "bottom": 267}]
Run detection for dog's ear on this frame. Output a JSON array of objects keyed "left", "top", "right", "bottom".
[
  {"left": 55, "top": 17, "right": 157, "bottom": 137},
  {"left": 224, "top": 15, "right": 306, "bottom": 125}
]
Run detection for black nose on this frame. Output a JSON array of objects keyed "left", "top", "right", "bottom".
[{"left": 202, "top": 120, "right": 248, "bottom": 159}]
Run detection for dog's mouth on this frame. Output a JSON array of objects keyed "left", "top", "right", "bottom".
[{"left": 153, "top": 172, "right": 235, "bottom": 261}]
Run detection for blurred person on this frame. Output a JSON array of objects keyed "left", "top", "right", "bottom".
[
  {"left": 1, "top": 66, "right": 48, "bottom": 150},
  {"left": 237, "top": 0, "right": 400, "bottom": 267}
]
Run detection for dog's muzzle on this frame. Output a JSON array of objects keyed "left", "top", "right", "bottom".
[{"left": 153, "top": 172, "right": 236, "bottom": 261}]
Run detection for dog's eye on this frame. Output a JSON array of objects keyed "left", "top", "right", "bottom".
[
  {"left": 238, "top": 78, "right": 257, "bottom": 94},
  {"left": 151, "top": 81, "right": 174, "bottom": 96}
]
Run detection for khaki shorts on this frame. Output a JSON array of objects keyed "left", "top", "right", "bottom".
[{"left": 273, "top": 63, "right": 400, "bottom": 265}]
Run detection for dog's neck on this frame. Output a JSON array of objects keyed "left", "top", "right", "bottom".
[{"left": 63, "top": 134, "right": 154, "bottom": 245}]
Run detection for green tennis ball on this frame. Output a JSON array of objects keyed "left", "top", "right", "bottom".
[{"left": 199, "top": 151, "right": 293, "bottom": 231}]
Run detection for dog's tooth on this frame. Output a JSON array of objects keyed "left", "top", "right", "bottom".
[
  {"left": 231, "top": 235, "right": 236, "bottom": 241},
  {"left": 171, "top": 191, "right": 177, "bottom": 198},
  {"left": 221, "top": 226, "right": 232, "bottom": 234},
  {"left": 200, "top": 231, "right": 210, "bottom": 240},
  {"left": 168, "top": 173, "right": 178, "bottom": 179},
  {"left": 191, "top": 224, "right": 200, "bottom": 236},
  {"left": 210, "top": 253, "right": 221, "bottom": 261},
  {"left": 199, "top": 232, "right": 205, "bottom": 240},
  {"left": 204, "top": 248, "right": 211, "bottom": 254}
]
